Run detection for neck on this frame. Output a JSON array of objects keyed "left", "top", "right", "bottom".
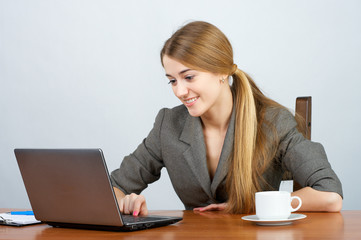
[{"left": 201, "top": 87, "right": 233, "bottom": 132}]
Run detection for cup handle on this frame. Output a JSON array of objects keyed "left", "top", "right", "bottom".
[{"left": 290, "top": 196, "right": 302, "bottom": 212}]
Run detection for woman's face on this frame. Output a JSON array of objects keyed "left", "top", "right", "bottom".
[{"left": 163, "top": 55, "right": 226, "bottom": 117}]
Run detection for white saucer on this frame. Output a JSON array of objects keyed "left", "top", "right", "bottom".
[{"left": 241, "top": 214, "right": 307, "bottom": 226}]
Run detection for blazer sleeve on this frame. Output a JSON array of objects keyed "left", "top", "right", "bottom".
[
  {"left": 110, "top": 109, "right": 166, "bottom": 195},
  {"left": 273, "top": 109, "right": 343, "bottom": 198}
]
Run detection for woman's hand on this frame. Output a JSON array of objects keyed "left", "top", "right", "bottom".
[
  {"left": 193, "top": 203, "right": 227, "bottom": 212},
  {"left": 113, "top": 187, "right": 148, "bottom": 216}
]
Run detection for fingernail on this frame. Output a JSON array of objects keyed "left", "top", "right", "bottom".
[{"left": 133, "top": 211, "right": 138, "bottom": 216}]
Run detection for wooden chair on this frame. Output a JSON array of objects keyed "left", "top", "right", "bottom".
[
  {"left": 280, "top": 96, "right": 312, "bottom": 192},
  {"left": 296, "top": 96, "right": 312, "bottom": 141}
]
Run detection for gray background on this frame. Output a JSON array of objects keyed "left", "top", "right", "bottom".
[{"left": 1, "top": 0, "right": 360, "bottom": 210}]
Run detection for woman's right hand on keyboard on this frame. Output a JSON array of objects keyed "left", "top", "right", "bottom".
[{"left": 113, "top": 187, "right": 148, "bottom": 216}]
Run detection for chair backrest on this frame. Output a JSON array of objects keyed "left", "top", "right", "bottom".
[{"left": 295, "top": 96, "right": 312, "bottom": 140}]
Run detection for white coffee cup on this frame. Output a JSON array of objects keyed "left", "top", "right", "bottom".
[{"left": 255, "top": 191, "right": 302, "bottom": 220}]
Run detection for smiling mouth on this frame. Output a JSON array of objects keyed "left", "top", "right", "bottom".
[
  {"left": 185, "top": 97, "right": 198, "bottom": 104},
  {"left": 183, "top": 97, "right": 199, "bottom": 107}
]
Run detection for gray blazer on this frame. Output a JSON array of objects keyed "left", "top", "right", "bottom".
[{"left": 110, "top": 105, "right": 343, "bottom": 210}]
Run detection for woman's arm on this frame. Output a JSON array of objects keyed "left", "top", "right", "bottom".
[
  {"left": 110, "top": 110, "right": 167, "bottom": 216},
  {"left": 194, "top": 187, "right": 343, "bottom": 213},
  {"left": 272, "top": 109, "right": 343, "bottom": 211},
  {"left": 292, "top": 187, "right": 342, "bottom": 212}
]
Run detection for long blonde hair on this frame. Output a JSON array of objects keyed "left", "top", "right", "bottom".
[{"left": 161, "top": 21, "right": 286, "bottom": 213}]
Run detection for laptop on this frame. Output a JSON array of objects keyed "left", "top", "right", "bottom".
[{"left": 14, "top": 148, "right": 182, "bottom": 231}]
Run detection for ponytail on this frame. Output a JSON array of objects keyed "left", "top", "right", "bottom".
[{"left": 226, "top": 68, "right": 258, "bottom": 214}]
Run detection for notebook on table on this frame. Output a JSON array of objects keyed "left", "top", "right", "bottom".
[{"left": 14, "top": 148, "right": 182, "bottom": 231}]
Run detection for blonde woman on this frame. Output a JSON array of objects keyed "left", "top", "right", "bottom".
[{"left": 111, "top": 21, "right": 342, "bottom": 216}]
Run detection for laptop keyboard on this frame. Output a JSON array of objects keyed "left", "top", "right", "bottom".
[{"left": 122, "top": 215, "right": 163, "bottom": 224}]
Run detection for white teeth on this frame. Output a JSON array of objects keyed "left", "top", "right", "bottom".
[{"left": 185, "top": 98, "right": 197, "bottom": 103}]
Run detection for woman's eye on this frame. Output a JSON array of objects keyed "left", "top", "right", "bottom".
[
  {"left": 168, "top": 79, "right": 176, "bottom": 85},
  {"left": 185, "top": 75, "right": 194, "bottom": 81}
]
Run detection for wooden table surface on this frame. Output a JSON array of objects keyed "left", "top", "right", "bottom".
[{"left": 1, "top": 209, "right": 360, "bottom": 240}]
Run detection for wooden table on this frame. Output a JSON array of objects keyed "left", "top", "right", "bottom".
[{"left": 0, "top": 209, "right": 360, "bottom": 239}]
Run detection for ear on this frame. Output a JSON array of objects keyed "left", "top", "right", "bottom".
[{"left": 219, "top": 74, "right": 228, "bottom": 83}]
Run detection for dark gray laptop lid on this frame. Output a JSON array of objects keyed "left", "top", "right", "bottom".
[{"left": 14, "top": 149, "right": 123, "bottom": 227}]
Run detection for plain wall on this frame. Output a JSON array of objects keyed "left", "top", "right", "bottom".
[{"left": 1, "top": 0, "right": 360, "bottom": 210}]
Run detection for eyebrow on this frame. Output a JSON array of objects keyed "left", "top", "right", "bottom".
[{"left": 165, "top": 69, "right": 193, "bottom": 77}]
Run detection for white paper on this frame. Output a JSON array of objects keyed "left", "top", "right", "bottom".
[
  {"left": 279, "top": 180, "right": 294, "bottom": 192},
  {"left": 0, "top": 213, "right": 41, "bottom": 225}
]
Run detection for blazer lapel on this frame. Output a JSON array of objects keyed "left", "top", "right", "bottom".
[
  {"left": 210, "top": 107, "right": 235, "bottom": 197},
  {"left": 179, "top": 115, "right": 213, "bottom": 200}
]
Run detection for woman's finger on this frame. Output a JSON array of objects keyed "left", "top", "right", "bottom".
[
  {"left": 123, "top": 195, "right": 131, "bottom": 214},
  {"left": 193, "top": 203, "right": 227, "bottom": 212},
  {"left": 132, "top": 195, "right": 148, "bottom": 216}
]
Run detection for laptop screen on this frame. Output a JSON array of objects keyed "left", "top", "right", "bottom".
[{"left": 15, "top": 149, "right": 124, "bottom": 226}]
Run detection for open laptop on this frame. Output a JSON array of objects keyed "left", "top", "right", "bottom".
[{"left": 14, "top": 148, "right": 182, "bottom": 231}]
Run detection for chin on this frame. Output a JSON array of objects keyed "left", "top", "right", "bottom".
[{"left": 186, "top": 108, "right": 204, "bottom": 117}]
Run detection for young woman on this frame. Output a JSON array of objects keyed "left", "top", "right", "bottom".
[{"left": 111, "top": 21, "right": 343, "bottom": 216}]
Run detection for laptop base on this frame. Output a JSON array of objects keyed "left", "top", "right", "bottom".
[{"left": 46, "top": 217, "right": 182, "bottom": 231}]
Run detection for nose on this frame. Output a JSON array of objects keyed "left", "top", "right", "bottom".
[{"left": 173, "top": 81, "right": 188, "bottom": 99}]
